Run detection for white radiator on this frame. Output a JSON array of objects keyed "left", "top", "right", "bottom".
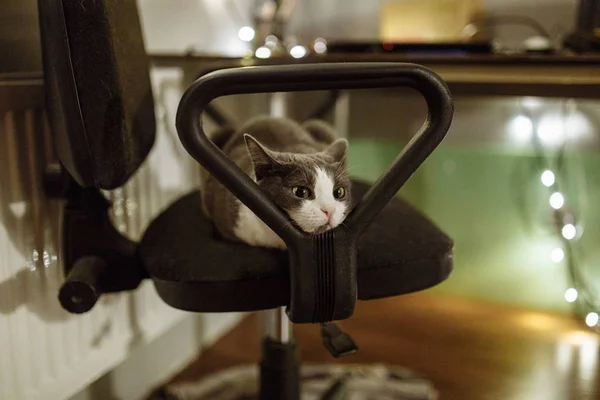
[{"left": 0, "top": 69, "right": 232, "bottom": 400}]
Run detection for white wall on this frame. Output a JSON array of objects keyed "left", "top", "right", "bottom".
[
  {"left": 137, "top": 0, "right": 577, "bottom": 53},
  {"left": 287, "top": 0, "right": 577, "bottom": 46},
  {"left": 137, "top": 0, "right": 254, "bottom": 55}
]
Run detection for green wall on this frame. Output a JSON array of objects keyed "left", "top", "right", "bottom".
[{"left": 348, "top": 139, "right": 600, "bottom": 313}]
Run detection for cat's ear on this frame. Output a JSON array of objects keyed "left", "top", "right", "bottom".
[
  {"left": 322, "top": 138, "right": 348, "bottom": 165},
  {"left": 244, "top": 134, "right": 277, "bottom": 180}
]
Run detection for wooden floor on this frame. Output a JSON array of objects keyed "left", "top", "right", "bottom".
[{"left": 169, "top": 292, "right": 600, "bottom": 400}]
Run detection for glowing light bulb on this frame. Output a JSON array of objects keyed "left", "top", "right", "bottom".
[
  {"left": 522, "top": 97, "right": 543, "bottom": 110},
  {"left": 313, "top": 38, "right": 327, "bottom": 54},
  {"left": 255, "top": 46, "right": 271, "bottom": 59},
  {"left": 565, "top": 112, "right": 593, "bottom": 141},
  {"left": 290, "top": 45, "right": 307, "bottom": 58},
  {"left": 508, "top": 115, "right": 533, "bottom": 143},
  {"left": 541, "top": 170, "right": 555, "bottom": 187},
  {"left": 462, "top": 23, "right": 477, "bottom": 38},
  {"left": 549, "top": 192, "right": 565, "bottom": 209},
  {"left": 565, "top": 288, "right": 578, "bottom": 303},
  {"left": 537, "top": 115, "right": 565, "bottom": 146},
  {"left": 586, "top": 312, "right": 599, "bottom": 327},
  {"left": 562, "top": 224, "right": 577, "bottom": 240},
  {"left": 551, "top": 248, "right": 565, "bottom": 263},
  {"left": 265, "top": 35, "right": 278, "bottom": 48},
  {"left": 238, "top": 26, "right": 255, "bottom": 42}
]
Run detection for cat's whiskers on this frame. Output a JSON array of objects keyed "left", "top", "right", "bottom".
[
  {"left": 279, "top": 219, "right": 297, "bottom": 231},
  {"left": 334, "top": 159, "right": 347, "bottom": 176},
  {"left": 340, "top": 164, "right": 364, "bottom": 175}
]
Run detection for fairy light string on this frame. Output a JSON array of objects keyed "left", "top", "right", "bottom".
[{"left": 518, "top": 99, "right": 598, "bottom": 329}]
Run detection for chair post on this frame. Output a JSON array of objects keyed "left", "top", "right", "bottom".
[
  {"left": 261, "top": 307, "right": 291, "bottom": 343},
  {"left": 259, "top": 308, "right": 299, "bottom": 400}
]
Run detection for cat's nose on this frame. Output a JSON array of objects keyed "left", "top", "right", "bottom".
[{"left": 321, "top": 208, "right": 333, "bottom": 220}]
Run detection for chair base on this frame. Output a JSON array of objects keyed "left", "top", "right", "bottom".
[{"left": 154, "top": 364, "right": 437, "bottom": 400}]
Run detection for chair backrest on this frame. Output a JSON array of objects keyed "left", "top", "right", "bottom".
[{"left": 37, "top": 0, "right": 155, "bottom": 189}]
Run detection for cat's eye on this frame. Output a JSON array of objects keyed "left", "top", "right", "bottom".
[
  {"left": 292, "top": 186, "right": 311, "bottom": 199},
  {"left": 333, "top": 187, "right": 346, "bottom": 199}
]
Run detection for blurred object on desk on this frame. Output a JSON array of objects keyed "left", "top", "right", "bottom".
[
  {"left": 380, "top": 0, "right": 486, "bottom": 43},
  {"left": 250, "top": 0, "right": 298, "bottom": 58},
  {"left": 574, "top": 0, "right": 600, "bottom": 34},
  {"left": 378, "top": 0, "right": 560, "bottom": 55},
  {"left": 341, "top": 0, "right": 496, "bottom": 56},
  {"left": 564, "top": 0, "right": 600, "bottom": 52},
  {"left": 463, "top": 15, "right": 555, "bottom": 54}
]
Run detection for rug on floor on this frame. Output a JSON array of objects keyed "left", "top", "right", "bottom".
[{"left": 153, "top": 364, "right": 437, "bottom": 400}]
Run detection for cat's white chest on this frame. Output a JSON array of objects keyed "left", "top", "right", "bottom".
[{"left": 233, "top": 203, "right": 286, "bottom": 249}]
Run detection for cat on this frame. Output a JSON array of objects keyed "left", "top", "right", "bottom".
[{"left": 200, "top": 116, "right": 351, "bottom": 250}]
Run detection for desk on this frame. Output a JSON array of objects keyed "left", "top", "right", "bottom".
[{"left": 150, "top": 52, "right": 600, "bottom": 99}]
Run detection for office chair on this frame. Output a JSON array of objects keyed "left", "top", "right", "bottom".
[{"left": 37, "top": 1, "right": 454, "bottom": 398}]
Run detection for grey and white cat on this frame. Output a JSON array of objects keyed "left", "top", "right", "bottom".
[{"left": 201, "top": 116, "right": 351, "bottom": 249}]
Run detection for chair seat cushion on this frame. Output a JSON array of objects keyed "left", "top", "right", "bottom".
[{"left": 140, "top": 181, "right": 453, "bottom": 312}]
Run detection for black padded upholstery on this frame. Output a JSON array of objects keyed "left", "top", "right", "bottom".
[
  {"left": 140, "top": 181, "right": 453, "bottom": 313},
  {"left": 38, "top": 0, "right": 155, "bottom": 189}
]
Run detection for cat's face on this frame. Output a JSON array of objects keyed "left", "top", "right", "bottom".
[{"left": 245, "top": 135, "right": 351, "bottom": 234}]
